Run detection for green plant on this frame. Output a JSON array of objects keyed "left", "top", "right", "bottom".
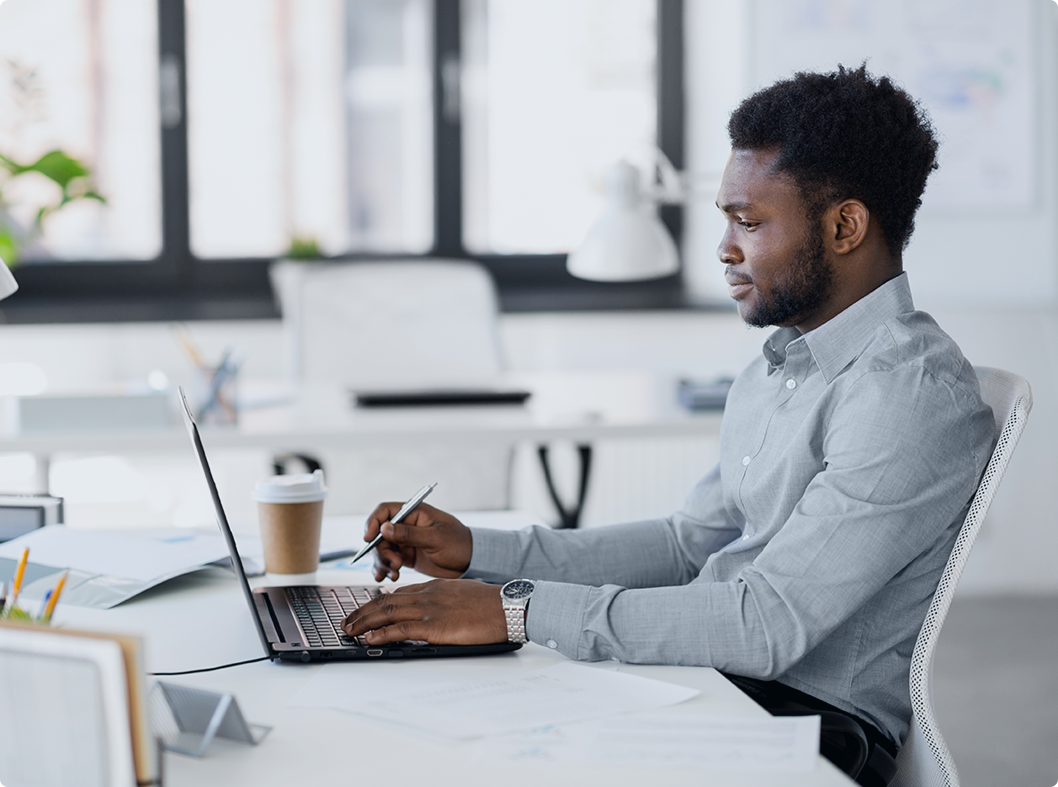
[
  {"left": 285, "top": 235, "right": 322, "bottom": 260},
  {"left": 0, "top": 148, "right": 106, "bottom": 265}
]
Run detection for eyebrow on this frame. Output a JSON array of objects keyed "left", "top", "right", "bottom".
[{"left": 717, "top": 200, "right": 752, "bottom": 213}]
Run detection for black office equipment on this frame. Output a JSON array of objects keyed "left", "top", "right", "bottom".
[
  {"left": 352, "top": 388, "right": 531, "bottom": 408},
  {"left": 677, "top": 378, "right": 732, "bottom": 411},
  {"left": 0, "top": 494, "right": 63, "bottom": 543}
]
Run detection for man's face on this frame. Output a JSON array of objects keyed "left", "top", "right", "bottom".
[{"left": 715, "top": 148, "right": 835, "bottom": 332}]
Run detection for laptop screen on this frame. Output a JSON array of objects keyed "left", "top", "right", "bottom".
[{"left": 179, "top": 387, "right": 272, "bottom": 659}]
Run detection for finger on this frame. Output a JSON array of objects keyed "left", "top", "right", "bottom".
[
  {"left": 363, "top": 621, "right": 429, "bottom": 645},
  {"left": 381, "top": 519, "right": 442, "bottom": 550},
  {"left": 373, "top": 542, "right": 404, "bottom": 571},
  {"left": 388, "top": 582, "right": 428, "bottom": 595},
  {"left": 363, "top": 502, "right": 405, "bottom": 540},
  {"left": 342, "top": 595, "right": 422, "bottom": 637},
  {"left": 372, "top": 559, "right": 400, "bottom": 582},
  {"left": 340, "top": 583, "right": 427, "bottom": 634}
]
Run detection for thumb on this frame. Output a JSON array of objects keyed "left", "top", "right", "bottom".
[{"left": 382, "top": 519, "right": 440, "bottom": 548}]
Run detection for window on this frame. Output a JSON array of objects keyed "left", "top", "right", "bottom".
[
  {"left": 186, "top": 0, "right": 434, "bottom": 258},
  {"left": 0, "top": 0, "right": 161, "bottom": 263},
  {"left": 462, "top": 0, "right": 658, "bottom": 254},
  {"left": 0, "top": 0, "right": 684, "bottom": 323}
]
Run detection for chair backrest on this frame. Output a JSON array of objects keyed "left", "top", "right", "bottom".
[
  {"left": 269, "top": 258, "right": 511, "bottom": 512},
  {"left": 271, "top": 258, "right": 505, "bottom": 388},
  {"left": 892, "top": 367, "right": 1032, "bottom": 787}
]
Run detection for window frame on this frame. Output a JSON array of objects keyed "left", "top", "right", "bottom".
[{"left": 0, "top": 0, "right": 686, "bottom": 325}]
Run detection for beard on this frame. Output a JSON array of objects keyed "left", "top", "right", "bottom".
[{"left": 742, "top": 229, "right": 835, "bottom": 329}]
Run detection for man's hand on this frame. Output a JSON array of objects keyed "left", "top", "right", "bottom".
[
  {"left": 341, "top": 579, "right": 507, "bottom": 645},
  {"left": 363, "top": 502, "right": 472, "bottom": 582}
]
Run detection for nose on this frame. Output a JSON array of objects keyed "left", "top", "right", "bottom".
[{"left": 717, "top": 225, "right": 742, "bottom": 265}]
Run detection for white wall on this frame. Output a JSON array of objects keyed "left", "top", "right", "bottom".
[{"left": 680, "top": 0, "right": 1058, "bottom": 594}]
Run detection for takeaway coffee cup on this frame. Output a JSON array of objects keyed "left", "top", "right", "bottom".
[{"left": 253, "top": 470, "right": 327, "bottom": 575}]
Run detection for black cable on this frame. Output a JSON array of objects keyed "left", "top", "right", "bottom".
[{"left": 150, "top": 655, "right": 269, "bottom": 676}]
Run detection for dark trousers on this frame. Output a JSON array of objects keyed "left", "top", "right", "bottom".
[{"left": 721, "top": 673, "right": 898, "bottom": 787}]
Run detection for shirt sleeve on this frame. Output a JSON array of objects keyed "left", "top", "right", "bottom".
[
  {"left": 518, "top": 367, "right": 993, "bottom": 674},
  {"left": 465, "top": 463, "right": 742, "bottom": 589}
]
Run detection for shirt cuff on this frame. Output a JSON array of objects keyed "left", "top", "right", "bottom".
[
  {"left": 525, "top": 580, "right": 591, "bottom": 660},
  {"left": 464, "top": 527, "right": 522, "bottom": 583}
]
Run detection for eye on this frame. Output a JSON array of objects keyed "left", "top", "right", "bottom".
[{"left": 738, "top": 221, "right": 759, "bottom": 230}]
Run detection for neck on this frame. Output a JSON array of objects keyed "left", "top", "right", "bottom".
[{"left": 795, "top": 257, "right": 902, "bottom": 335}]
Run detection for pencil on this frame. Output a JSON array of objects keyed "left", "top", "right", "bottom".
[
  {"left": 42, "top": 570, "right": 68, "bottom": 623},
  {"left": 36, "top": 590, "right": 52, "bottom": 620},
  {"left": 8, "top": 547, "right": 29, "bottom": 611},
  {"left": 174, "top": 326, "right": 206, "bottom": 370}
]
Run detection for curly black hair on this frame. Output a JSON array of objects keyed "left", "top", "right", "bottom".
[{"left": 727, "top": 63, "right": 939, "bottom": 254}]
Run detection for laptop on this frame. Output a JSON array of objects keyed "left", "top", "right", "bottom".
[{"left": 179, "top": 388, "right": 521, "bottom": 663}]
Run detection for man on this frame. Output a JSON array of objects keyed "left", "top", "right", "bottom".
[{"left": 342, "top": 65, "right": 994, "bottom": 786}]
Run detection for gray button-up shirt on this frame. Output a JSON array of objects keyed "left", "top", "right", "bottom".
[{"left": 466, "top": 274, "right": 994, "bottom": 745}]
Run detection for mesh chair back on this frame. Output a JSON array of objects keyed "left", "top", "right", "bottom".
[{"left": 893, "top": 367, "right": 1032, "bottom": 787}]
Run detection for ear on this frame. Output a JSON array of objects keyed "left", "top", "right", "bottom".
[{"left": 826, "top": 199, "right": 869, "bottom": 256}]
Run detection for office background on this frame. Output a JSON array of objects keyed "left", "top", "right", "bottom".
[
  {"left": 0, "top": 0, "right": 1053, "bottom": 593},
  {"left": 0, "top": 1, "right": 1056, "bottom": 783}
]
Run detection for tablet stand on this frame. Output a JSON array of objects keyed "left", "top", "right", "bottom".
[{"left": 150, "top": 682, "right": 271, "bottom": 757}]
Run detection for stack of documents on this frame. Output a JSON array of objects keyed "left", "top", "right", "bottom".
[
  {"left": 0, "top": 526, "right": 232, "bottom": 609},
  {"left": 292, "top": 661, "right": 698, "bottom": 739},
  {"left": 476, "top": 712, "right": 820, "bottom": 771},
  {"left": 0, "top": 621, "right": 157, "bottom": 787},
  {"left": 289, "top": 661, "right": 820, "bottom": 771}
]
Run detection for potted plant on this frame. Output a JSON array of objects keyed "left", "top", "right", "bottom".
[{"left": 0, "top": 148, "right": 105, "bottom": 265}]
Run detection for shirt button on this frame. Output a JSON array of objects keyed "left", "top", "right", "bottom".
[
  {"left": 786, "top": 379, "right": 797, "bottom": 389},
  {"left": 742, "top": 533, "right": 749, "bottom": 541},
  {"left": 611, "top": 656, "right": 620, "bottom": 662},
  {"left": 547, "top": 639, "right": 558, "bottom": 649},
  {"left": 742, "top": 455, "right": 751, "bottom": 466}
]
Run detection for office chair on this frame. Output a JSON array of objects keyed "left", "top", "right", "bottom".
[
  {"left": 272, "top": 258, "right": 505, "bottom": 389},
  {"left": 892, "top": 366, "right": 1032, "bottom": 787},
  {"left": 734, "top": 367, "right": 1032, "bottom": 786},
  {"left": 270, "top": 259, "right": 512, "bottom": 513}
]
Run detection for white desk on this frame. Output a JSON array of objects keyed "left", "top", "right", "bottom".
[
  {"left": 1, "top": 371, "right": 723, "bottom": 455},
  {"left": 50, "top": 515, "right": 854, "bottom": 787}
]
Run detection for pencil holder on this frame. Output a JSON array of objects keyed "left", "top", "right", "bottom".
[
  {"left": 193, "top": 360, "right": 240, "bottom": 426},
  {"left": 149, "top": 682, "right": 270, "bottom": 757},
  {"left": 1, "top": 607, "right": 33, "bottom": 622}
]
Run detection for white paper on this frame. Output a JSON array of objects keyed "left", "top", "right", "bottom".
[
  {"left": 475, "top": 712, "right": 821, "bottom": 772},
  {"left": 289, "top": 661, "right": 699, "bottom": 739},
  {"left": 0, "top": 526, "right": 230, "bottom": 582}
]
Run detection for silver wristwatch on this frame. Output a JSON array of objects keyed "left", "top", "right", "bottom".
[{"left": 500, "top": 579, "right": 535, "bottom": 644}]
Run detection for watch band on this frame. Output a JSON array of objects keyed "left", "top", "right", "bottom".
[{"left": 504, "top": 602, "right": 528, "bottom": 644}]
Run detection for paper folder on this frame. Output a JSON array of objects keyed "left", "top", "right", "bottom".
[{"left": 0, "top": 621, "right": 160, "bottom": 787}]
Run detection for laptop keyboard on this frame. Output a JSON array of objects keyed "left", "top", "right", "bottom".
[{"left": 286, "top": 586, "right": 382, "bottom": 648}]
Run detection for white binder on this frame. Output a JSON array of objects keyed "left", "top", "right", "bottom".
[{"left": 0, "top": 622, "right": 159, "bottom": 787}]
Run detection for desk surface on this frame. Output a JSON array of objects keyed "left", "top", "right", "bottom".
[
  {"left": 1, "top": 371, "right": 723, "bottom": 455},
  {"left": 51, "top": 515, "right": 854, "bottom": 787}
]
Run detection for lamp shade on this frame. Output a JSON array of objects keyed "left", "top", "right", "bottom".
[
  {"left": 0, "top": 258, "right": 17, "bottom": 302},
  {"left": 566, "top": 161, "right": 679, "bottom": 282}
]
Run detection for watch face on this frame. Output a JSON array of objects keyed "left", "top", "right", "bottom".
[{"left": 503, "top": 579, "right": 535, "bottom": 600}]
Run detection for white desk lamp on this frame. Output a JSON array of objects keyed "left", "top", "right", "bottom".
[
  {"left": 0, "top": 257, "right": 18, "bottom": 301},
  {"left": 566, "top": 158, "right": 681, "bottom": 282}
]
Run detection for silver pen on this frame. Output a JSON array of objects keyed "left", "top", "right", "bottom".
[{"left": 348, "top": 482, "right": 438, "bottom": 565}]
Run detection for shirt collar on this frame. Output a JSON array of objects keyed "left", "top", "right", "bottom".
[{"left": 761, "top": 273, "right": 915, "bottom": 383}]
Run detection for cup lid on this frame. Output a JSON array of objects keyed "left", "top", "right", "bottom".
[{"left": 253, "top": 469, "right": 327, "bottom": 503}]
